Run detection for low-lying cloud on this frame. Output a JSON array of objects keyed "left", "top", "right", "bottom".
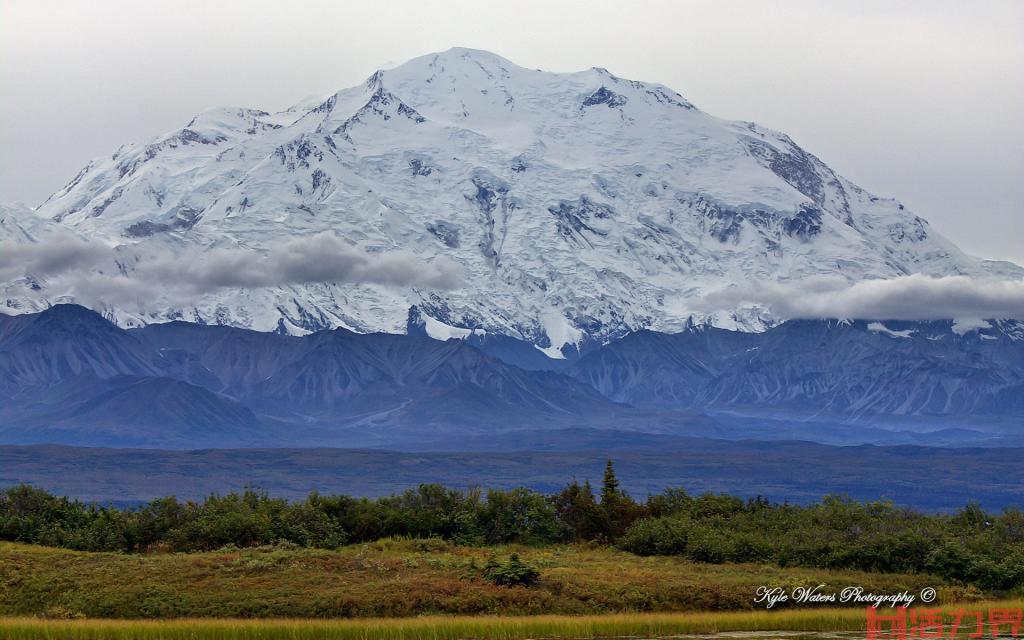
[
  {"left": 697, "top": 274, "right": 1024, "bottom": 321},
  {"left": 131, "top": 233, "right": 464, "bottom": 292},
  {"left": 0, "top": 230, "right": 111, "bottom": 280},
  {"left": 6, "top": 234, "right": 1023, "bottom": 321},
  {"left": 0, "top": 232, "right": 464, "bottom": 308}
]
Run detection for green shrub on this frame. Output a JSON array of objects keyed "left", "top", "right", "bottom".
[
  {"left": 619, "top": 516, "right": 690, "bottom": 556},
  {"left": 483, "top": 553, "right": 540, "bottom": 587}
]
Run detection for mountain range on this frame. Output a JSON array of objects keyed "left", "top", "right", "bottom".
[
  {"left": 1, "top": 304, "right": 1020, "bottom": 449},
  {"left": 2, "top": 47, "right": 1021, "bottom": 355}
]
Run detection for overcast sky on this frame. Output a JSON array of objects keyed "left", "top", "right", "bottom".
[{"left": 2, "top": 0, "right": 1021, "bottom": 265}]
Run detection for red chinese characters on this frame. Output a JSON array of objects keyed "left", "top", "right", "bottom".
[{"left": 866, "top": 606, "right": 1023, "bottom": 639}]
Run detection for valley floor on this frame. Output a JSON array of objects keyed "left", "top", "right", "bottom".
[{"left": 0, "top": 540, "right": 978, "bottom": 619}]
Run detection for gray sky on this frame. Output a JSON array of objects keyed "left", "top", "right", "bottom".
[{"left": 2, "top": 0, "right": 1022, "bottom": 265}]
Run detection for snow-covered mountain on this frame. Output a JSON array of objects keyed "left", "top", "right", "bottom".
[{"left": 3, "top": 48, "right": 1020, "bottom": 350}]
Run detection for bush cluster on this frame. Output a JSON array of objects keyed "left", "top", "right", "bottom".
[
  {"left": 482, "top": 553, "right": 541, "bottom": 587},
  {"left": 618, "top": 495, "right": 1024, "bottom": 591},
  {"left": 1, "top": 461, "right": 1021, "bottom": 591}
]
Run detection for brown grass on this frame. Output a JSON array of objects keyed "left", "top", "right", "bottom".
[{"left": 0, "top": 539, "right": 977, "bottom": 620}]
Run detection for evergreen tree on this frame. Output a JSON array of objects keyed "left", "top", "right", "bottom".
[
  {"left": 599, "top": 459, "right": 642, "bottom": 540},
  {"left": 601, "top": 459, "right": 620, "bottom": 506}
]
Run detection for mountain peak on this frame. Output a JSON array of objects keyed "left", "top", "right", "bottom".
[
  {"left": 25, "top": 304, "right": 116, "bottom": 335},
  {"left": 394, "top": 46, "right": 521, "bottom": 69}
]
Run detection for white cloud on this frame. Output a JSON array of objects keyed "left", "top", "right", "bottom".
[
  {"left": 697, "top": 274, "right": 1024, "bottom": 321},
  {"left": 129, "top": 233, "right": 464, "bottom": 292},
  {"left": 0, "top": 230, "right": 110, "bottom": 281},
  {"left": 0, "top": 232, "right": 463, "bottom": 309}
]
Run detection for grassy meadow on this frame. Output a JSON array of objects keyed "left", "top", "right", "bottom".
[
  {"left": 0, "top": 539, "right": 978, "bottom": 619},
  {"left": 2, "top": 479, "right": 1019, "bottom": 638}
]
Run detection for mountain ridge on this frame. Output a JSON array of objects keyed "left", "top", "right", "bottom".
[{"left": 0, "top": 304, "right": 1021, "bottom": 449}]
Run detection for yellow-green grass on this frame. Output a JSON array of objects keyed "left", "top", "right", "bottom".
[
  {"left": 0, "top": 539, "right": 983, "bottom": 620},
  {"left": 0, "top": 609, "right": 898, "bottom": 640},
  {"left": 4, "top": 603, "right": 1024, "bottom": 640}
]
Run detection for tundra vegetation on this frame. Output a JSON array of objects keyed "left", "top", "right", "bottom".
[{"left": 1, "top": 462, "right": 1022, "bottom": 623}]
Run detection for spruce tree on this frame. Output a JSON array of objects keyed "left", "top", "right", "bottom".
[{"left": 601, "top": 459, "right": 620, "bottom": 506}]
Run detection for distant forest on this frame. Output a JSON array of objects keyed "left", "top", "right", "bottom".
[{"left": 2, "top": 462, "right": 1022, "bottom": 592}]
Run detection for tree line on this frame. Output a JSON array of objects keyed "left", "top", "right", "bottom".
[{"left": 1, "top": 461, "right": 1021, "bottom": 591}]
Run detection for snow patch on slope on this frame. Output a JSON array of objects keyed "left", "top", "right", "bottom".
[
  {"left": 422, "top": 314, "right": 482, "bottom": 341},
  {"left": 867, "top": 322, "right": 915, "bottom": 338},
  {"left": 539, "top": 308, "right": 583, "bottom": 358}
]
